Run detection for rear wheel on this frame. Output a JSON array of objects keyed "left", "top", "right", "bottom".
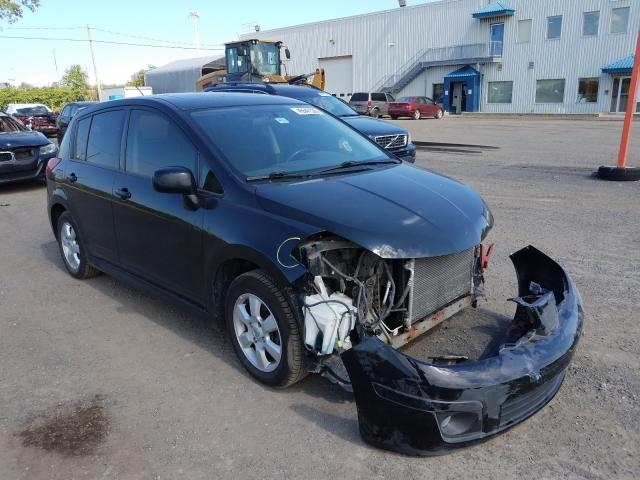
[
  {"left": 225, "top": 270, "right": 306, "bottom": 388},
  {"left": 56, "top": 212, "right": 100, "bottom": 279},
  {"left": 371, "top": 108, "right": 381, "bottom": 119},
  {"left": 413, "top": 109, "right": 421, "bottom": 120},
  {"left": 435, "top": 109, "right": 444, "bottom": 119}
]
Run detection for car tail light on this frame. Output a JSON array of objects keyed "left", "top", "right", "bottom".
[
  {"left": 368, "top": 100, "right": 372, "bottom": 109},
  {"left": 45, "top": 157, "right": 61, "bottom": 177}
]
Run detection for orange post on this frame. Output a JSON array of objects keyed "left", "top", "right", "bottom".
[{"left": 617, "top": 26, "right": 640, "bottom": 168}]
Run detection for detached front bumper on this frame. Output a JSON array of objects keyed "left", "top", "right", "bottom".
[{"left": 342, "top": 246, "right": 583, "bottom": 456}]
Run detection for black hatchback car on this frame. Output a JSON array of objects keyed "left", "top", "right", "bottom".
[
  {"left": 205, "top": 83, "right": 416, "bottom": 162},
  {"left": 46, "top": 93, "right": 582, "bottom": 456}
]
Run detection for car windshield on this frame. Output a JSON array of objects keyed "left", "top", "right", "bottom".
[
  {"left": 299, "top": 93, "right": 358, "bottom": 117},
  {"left": 397, "top": 97, "right": 414, "bottom": 102},
  {"left": 191, "top": 104, "right": 391, "bottom": 178},
  {"left": 0, "top": 115, "right": 28, "bottom": 133},
  {"left": 16, "top": 106, "right": 50, "bottom": 115}
]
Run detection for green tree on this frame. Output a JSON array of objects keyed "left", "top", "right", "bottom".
[
  {"left": 0, "top": 0, "right": 40, "bottom": 23},
  {"left": 60, "top": 64, "right": 89, "bottom": 92},
  {"left": 127, "top": 65, "right": 156, "bottom": 87}
]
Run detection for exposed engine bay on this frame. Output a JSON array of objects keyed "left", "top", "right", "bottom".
[{"left": 294, "top": 234, "right": 488, "bottom": 369}]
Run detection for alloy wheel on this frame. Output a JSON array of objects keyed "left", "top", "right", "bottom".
[
  {"left": 60, "top": 221, "right": 81, "bottom": 272},
  {"left": 232, "top": 293, "right": 282, "bottom": 373}
]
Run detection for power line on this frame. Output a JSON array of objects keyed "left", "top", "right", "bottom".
[{"left": 0, "top": 34, "right": 224, "bottom": 50}]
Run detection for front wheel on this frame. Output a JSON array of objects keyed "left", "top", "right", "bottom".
[
  {"left": 371, "top": 108, "right": 381, "bottom": 119},
  {"left": 413, "top": 109, "right": 421, "bottom": 120},
  {"left": 225, "top": 270, "right": 306, "bottom": 388}
]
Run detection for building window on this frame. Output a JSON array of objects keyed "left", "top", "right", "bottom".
[
  {"left": 610, "top": 7, "right": 630, "bottom": 34},
  {"left": 432, "top": 83, "right": 444, "bottom": 104},
  {"left": 547, "top": 15, "right": 562, "bottom": 40},
  {"left": 517, "top": 19, "right": 532, "bottom": 43},
  {"left": 536, "top": 79, "right": 565, "bottom": 103},
  {"left": 577, "top": 78, "right": 599, "bottom": 103},
  {"left": 583, "top": 11, "right": 599, "bottom": 36},
  {"left": 487, "top": 81, "right": 513, "bottom": 103}
]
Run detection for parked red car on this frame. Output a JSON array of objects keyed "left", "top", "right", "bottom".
[
  {"left": 388, "top": 96, "right": 444, "bottom": 120},
  {"left": 4, "top": 103, "right": 58, "bottom": 137}
]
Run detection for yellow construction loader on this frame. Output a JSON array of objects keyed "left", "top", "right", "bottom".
[{"left": 196, "top": 39, "right": 325, "bottom": 91}]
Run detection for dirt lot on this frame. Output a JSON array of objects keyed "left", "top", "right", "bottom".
[{"left": 1, "top": 117, "right": 639, "bottom": 479}]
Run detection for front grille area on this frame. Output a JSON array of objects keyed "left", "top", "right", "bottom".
[
  {"left": 409, "top": 247, "right": 475, "bottom": 323},
  {"left": 13, "top": 148, "right": 37, "bottom": 162},
  {"left": 499, "top": 373, "right": 564, "bottom": 427},
  {"left": 375, "top": 134, "right": 408, "bottom": 150}
]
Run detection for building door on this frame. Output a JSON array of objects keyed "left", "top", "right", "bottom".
[
  {"left": 452, "top": 83, "right": 464, "bottom": 114},
  {"left": 490, "top": 23, "right": 504, "bottom": 57},
  {"left": 318, "top": 56, "right": 353, "bottom": 100},
  {"left": 610, "top": 77, "right": 631, "bottom": 113}
]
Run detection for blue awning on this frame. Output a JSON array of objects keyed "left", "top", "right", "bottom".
[
  {"left": 472, "top": 2, "right": 515, "bottom": 19},
  {"left": 602, "top": 55, "right": 634, "bottom": 74},
  {"left": 444, "top": 66, "right": 480, "bottom": 80}
]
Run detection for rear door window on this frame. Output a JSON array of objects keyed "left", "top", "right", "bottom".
[
  {"left": 86, "top": 110, "right": 125, "bottom": 169},
  {"left": 125, "top": 109, "right": 198, "bottom": 178},
  {"left": 74, "top": 117, "right": 91, "bottom": 161},
  {"left": 372, "top": 93, "right": 386, "bottom": 102}
]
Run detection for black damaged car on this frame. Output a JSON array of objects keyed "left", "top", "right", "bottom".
[
  {"left": 46, "top": 93, "right": 583, "bottom": 455},
  {"left": 1, "top": 112, "right": 58, "bottom": 185}
]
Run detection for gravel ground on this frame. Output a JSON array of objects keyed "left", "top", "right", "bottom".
[{"left": 0, "top": 116, "right": 639, "bottom": 479}]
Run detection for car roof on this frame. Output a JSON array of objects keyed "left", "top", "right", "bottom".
[{"left": 91, "top": 92, "right": 305, "bottom": 112}]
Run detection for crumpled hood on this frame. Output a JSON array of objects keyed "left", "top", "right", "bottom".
[
  {"left": 0, "top": 131, "right": 50, "bottom": 149},
  {"left": 342, "top": 115, "right": 408, "bottom": 138},
  {"left": 255, "top": 164, "right": 492, "bottom": 258}
]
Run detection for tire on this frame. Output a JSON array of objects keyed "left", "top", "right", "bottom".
[
  {"left": 56, "top": 212, "right": 100, "bottom": 279},
  {"left": 435, "top": 109, "right": 444, "bottom": 119},
  {"left": 596, "top": 165, "right": 640, "bottom": 182},
  {"left": 371, "top": 108, "right": 381, "bottom": 119},
  {"left": 390, "top": 115, "right": 399, "bottom": 120},
  {"left": 225, "top": 270, "right": 306, "bottom": 388},
  {"left": 413, "top": 109, "right": 421, "bottom": 120}
]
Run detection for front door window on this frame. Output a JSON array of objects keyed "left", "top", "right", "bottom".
[{"left": 490, "top": 23, "right": 504, "bottom": 57}]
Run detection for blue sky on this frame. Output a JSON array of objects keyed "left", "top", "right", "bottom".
[{"left": 0, "top": 0, "right": 434, "bottom": 86}]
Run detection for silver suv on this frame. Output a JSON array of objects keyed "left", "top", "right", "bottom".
[{"left": 349, "top": 92, "right": 396, "bottom": 118}]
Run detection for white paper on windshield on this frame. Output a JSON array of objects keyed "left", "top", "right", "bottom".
[
  {"left": 275, "top": 117, "right": 290, "bottom": 124},
  {"left": 290, "top": 107, "right": 323, "bottom": 115}
]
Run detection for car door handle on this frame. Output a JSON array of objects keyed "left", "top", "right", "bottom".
[
  {"left": 115, "top": 187, "right": 131, "bottom": 200},
  {"left": 68, "top": 172, "right": 78, "bottom": 183}
]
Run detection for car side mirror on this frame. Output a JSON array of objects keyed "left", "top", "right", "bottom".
[{"left": 153, "top": 166, "right": 196, "bottom": 194}]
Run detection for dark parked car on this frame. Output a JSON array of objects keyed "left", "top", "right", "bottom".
[
  {"left": 4, "top": 103, "right": 58, "bottom": 137},
  {"left": 46, "top": 93, "right": 583, "bottom": 456},
  {"left": 205, "top": 83, "right": 416, "bottom": 162},
  {"left": 0, "top": 112, "right": 58, "bottom": 185},
  {"left": 388, "top": 96, "right": 444, "bottom": 120},
  {"left": 56, "top": 101, "right": 96, "bottom": 142}
]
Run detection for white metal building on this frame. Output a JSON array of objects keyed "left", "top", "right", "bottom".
[{"left": 242, "top": 0, "right": 639, "bottom": 114}]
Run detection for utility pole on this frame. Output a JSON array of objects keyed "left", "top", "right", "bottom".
[
  {"left": 52, "top": 48, "right": 59, "bottom": 84},
  {"left": 86, "top": 25, "right": 102, "bottom": 101},
  {"left": 188, "top": 11, "right": 201, "bottom": 56}
]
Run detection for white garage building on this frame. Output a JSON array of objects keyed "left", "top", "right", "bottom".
[{"left": 242, "top": 0, "right": 639, "bottom": 114}]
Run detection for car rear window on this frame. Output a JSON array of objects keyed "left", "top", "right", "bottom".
[
  {"left": 350, "top": 93, "right": 368, "bottom": 102},
  {"left": 0, "top": 115, "right": 27, "bottom": 133},
  {"left": 86, "top": 110, "right": 125, "bottom": 169},
  {"left": 74, "top": 117, "right": 91, "bottom": 161}
]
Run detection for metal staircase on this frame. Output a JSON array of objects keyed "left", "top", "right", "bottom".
[{"left": 374, "top": 43, "right": 498, "bottom": 93}]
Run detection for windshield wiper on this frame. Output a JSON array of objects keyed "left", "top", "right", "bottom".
[
  {"left": 312, "top": 159, "right": 399, "bottom": 175},
  {"left": 246, "top": 171, "right": 308, "bottom": 182}
]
